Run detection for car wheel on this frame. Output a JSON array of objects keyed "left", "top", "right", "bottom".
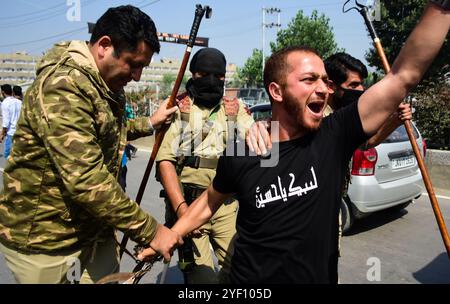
[{"left": 340, "top": 197, "right": 354, "bottom": 234}]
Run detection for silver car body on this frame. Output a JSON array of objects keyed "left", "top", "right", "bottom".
[{"left": 348, "top": 126, "right": 424, "bottom": 216}]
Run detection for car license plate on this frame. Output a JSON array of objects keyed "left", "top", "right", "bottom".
[{"left": 391, "top": 156, "right": 415, "bottom": 169}]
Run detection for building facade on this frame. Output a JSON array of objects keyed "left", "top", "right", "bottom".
[
  {"left": 0, "top": 52, "right": 238, "bottom": 95},
  {"left": 0, "top": 52, "right": 40, "bottom": 88},
  {"left": 125, "top": 57, "right": 237, "bottom": 92}
]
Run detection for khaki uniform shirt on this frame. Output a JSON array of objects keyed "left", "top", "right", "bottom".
[{"left": 156, "top": 96, "right": 254, "bottom": 187}]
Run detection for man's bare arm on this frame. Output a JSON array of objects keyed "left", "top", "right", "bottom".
[
  {"left": 366, "top": 103, "right": 412, "bottom": 148},
  {"left": 172, "top": 185, "right": 232, "bottom": 237},
  {"left": 137, "top": 185, "right": 231, "bottom": 261},
  {"left": 359, "top": 3, "right": 449, "bottom": 136},
  {"left": 158, "top": 160, "right": 187, "bottom": 217}
]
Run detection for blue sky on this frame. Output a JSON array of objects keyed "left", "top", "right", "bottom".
[{"left": 0, "top": 0, "right": 373, "bottom": 68}]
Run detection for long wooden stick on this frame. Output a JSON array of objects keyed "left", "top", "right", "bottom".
[
  {"left": 361, "top": 7, "right": 450, "bottom": 258},
  {"left": 119, "top": 5, "right": 212, "bottom": 259}
]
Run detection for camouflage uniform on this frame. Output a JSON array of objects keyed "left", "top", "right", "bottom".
[
  {"left": 0, "top": 41, "right": 158, "bottom": 283},
  {"left": 156, "top": 94, "right": 253, "bottom": 284}
]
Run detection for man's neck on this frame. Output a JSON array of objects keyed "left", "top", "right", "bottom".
[{"left": 272, "top": 108, "right": 307, "bottom": 142}]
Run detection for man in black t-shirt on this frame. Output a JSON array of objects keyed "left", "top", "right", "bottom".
[{"left": 138, "top": 2, "right": 450, "bottom": 284}]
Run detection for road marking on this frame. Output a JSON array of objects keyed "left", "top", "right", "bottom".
[
  {"left": 0, "top": 167, "right": 3, "bottom": 173},
  {"left": 422, "top": 192, "right": 450, "bottom": 201}
]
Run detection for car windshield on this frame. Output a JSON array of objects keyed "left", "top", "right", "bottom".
[{"left": 383, "top": 124, "right": 419, "bottom": 143}]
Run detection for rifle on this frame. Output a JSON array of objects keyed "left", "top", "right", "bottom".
[{"left": 343, "top": 0, "right": 450, "bottom": 258}]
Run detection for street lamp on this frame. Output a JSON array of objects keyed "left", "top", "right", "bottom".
[{"left": 262, "top": 7, "right": 281, "bottom": 81}]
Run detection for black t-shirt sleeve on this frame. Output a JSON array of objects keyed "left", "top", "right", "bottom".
[
  {"left": 329, "top": 100, "right": 370, "bottom": 157},
  {"left": 212, "top": 156, "right": 236, "bottom": 194}
]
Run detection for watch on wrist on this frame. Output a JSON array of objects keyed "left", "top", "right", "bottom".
[{"left": 430, "top": 0, "right": 450, "bottom": 10}]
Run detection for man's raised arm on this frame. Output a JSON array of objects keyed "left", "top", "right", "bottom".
[{"left": 359, "top": 2, "right": 450, "bottom": 136}]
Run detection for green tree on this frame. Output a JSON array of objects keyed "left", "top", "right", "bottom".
[
  {"left": 160, "top": 74, "right": 189, "bottom": 99},
  {"left": 270, "top": 10, "right": 342, "bottom": 58},
  {"left": 237, "top": 49, "right": 263, "bottom": 88},
  {"left": 365, "top": 0, "right": 450, "bottom": 81},
  {"left": 413, "top": 79, "right": 450, "bottom": 149}
]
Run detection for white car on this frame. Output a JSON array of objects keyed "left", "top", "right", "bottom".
[{"left": 250, "top": 103, "right": 425, "bottom": 232}]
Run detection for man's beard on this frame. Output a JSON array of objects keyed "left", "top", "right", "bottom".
[{"left": 283, "top": 89, "right": 322, "bottom": 132}]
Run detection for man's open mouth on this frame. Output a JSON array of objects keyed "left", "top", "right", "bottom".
[{"left": 307, "top": 101, "right": 325, "bottom": 114}]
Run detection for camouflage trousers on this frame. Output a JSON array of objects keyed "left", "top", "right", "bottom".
[{"left": 0, "top": 237, "right": 119, "bottom": 284}]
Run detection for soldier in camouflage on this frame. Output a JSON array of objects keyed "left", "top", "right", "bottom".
[
  {"left": 0, "top": 5, "right": 182, "bottom": 284},
  {"left": 156, "top": 48, "right": 254, "bottom": 283}
]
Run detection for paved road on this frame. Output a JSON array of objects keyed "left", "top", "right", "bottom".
[{"left": 1, "top": 141, "right": 449, "bottom": 284}]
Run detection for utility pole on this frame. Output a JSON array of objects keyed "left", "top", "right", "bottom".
[{"left": 262, "top": 7, "right": 281, "bottom": 80}]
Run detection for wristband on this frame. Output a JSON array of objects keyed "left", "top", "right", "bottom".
[{"left": 175, "top": 201, "right": 187, "bottom": 214}]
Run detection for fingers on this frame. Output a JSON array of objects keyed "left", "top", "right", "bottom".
[
  {"left": 398, "top": 103, "right": 412, "bottom": 121},
  {"left": 137, "top": 246, "right": 157, "bottom": 261},
  {"left": 257, "top": 129, "right": 267, "bottom": 156},
  {"left": 246, "top": 131, "right": 255, "bottom": 153},
  {"left": 160, "top": 98, "right": 171, "bottom": 106},
  {"left": 248, "top": 124, "right": 262, "bottom": 155},
  {"left": 246, "top": 121, "right": 273, "bottom": 156},
  {"left": 188, "top": 229, "right": 204, "bottom": 238},
  {"left": 167, "top": 106, "right": 178, "bottom": 114},
  {"left": 141, "top": 224, "right": 184, "bottom": 262},
  {"left": 258, "top": 121, "right": 272, "bottom": 154},
  {"left": 163, "top": 106, "right": 177, "bottom": 125}
]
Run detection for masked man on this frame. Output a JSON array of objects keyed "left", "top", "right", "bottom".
[{"left": 156, "top": 48, "right": 254, "bottom": 283}]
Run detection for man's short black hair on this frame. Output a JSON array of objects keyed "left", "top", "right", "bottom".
[
  {"left": 89, "top": 5, "right": 160, "bottom": 56},
  {"left": 13, "top": 85, "right": 22, "bottom": 97},
  {"left": 1, "top": 84, "right": 12, "bottom": 95},
  {"left": 324, "top": 52, "right": 368, "bottom": 86}
]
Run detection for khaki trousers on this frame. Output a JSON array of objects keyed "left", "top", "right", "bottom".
[
  {"left": 0, "top": 237, "right": 119, "bottom": 284},
  {"left": 187, "top": 200, "right": 237, "bottom": 284}
]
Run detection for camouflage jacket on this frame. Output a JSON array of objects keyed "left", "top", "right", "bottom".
[{"left": 0, "top": 41, "right": 158, "bottom": 253}]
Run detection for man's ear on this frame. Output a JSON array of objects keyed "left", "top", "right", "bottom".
[
  {"left": 96, "top": 36, "right": 113, "bottom": 59},
  {"left": 268, "top": 82, "right": 283, "bottom": 103},
  {"left": 328, "top": 80, "right": 336, "bottom": 94}
]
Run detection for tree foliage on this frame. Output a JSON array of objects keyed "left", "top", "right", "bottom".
[
  {"left": 270, "top": 10, "right": 342, "bottom": 58},
  {"left": 236, "top": 49, "right": 263, "bottom": 88},
  {"left": 237, "top": 10, "right": 341, "bottom": 88},
  {"left": 160, "top": 74, "right": 189, "bottom": 99},
  {"left": 413, "top": 79, "right": 450, "bottom": 149},
  {"left": 365, "top": 0, "right": 450, "bottom": 81}
]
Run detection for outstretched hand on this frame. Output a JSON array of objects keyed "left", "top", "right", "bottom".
[
  {"left": 137, "top": 224, "right": 183, "bottom": 263},
  {"left": 246, "top": 120, "right": 272, "bottom": 156},
  {"left": 397, "top": 103, "right": 412, "bottom": 122}
]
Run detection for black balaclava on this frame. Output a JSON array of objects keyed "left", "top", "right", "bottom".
[
  {"left": 185, "top": 48, "right": 226, "bottom": 108},
  {"left": 335, "top": 87, "right": 365, "bottom": 109}
]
